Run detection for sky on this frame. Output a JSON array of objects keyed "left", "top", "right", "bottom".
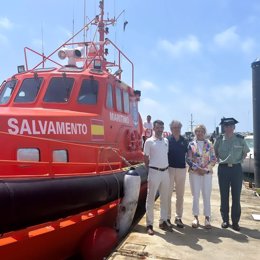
[{"left": 0, "top": 0, "right": 259, "bottom": 133}]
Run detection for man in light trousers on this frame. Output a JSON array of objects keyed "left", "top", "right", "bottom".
[
  {"left": 144, "top": 120, "right": 172, "bottom": 235},
  {"left": 167, "top": 120, "right": 188, "bottom": 228}
]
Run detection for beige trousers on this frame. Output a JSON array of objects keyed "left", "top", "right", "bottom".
[{"left": 168, "top": 167, "right": 187, "bottom": 220}]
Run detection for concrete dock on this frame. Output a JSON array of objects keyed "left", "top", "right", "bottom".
[{"left": 108, "top": 165, "right": 260, "bottom": 260}]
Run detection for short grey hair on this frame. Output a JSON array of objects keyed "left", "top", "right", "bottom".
[
  {"left": 169, "top": 120, "right": 182, "bottom": 130},
  {"left": 194, "top": 124, "right": 207, "bottom": 135}
]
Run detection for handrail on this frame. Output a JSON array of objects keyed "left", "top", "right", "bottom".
[
  {"left": 105, "top": 38, "right": 134, "bottom": 89},
  {"left": 21, "top": 6, "right": 134, "bottom": 89},
  {"left": 24, "top": 17, "right": 95, "bottom": 71},
  {"left": 0, "top": 159, "right": 122, "bottom": 178},
  {"left": 24, "top": 47, "right": 63, "bottom": 71}
]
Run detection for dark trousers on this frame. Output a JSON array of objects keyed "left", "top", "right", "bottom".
[{"left": 217, "top": 164, "right": 243, "bottom": 224}]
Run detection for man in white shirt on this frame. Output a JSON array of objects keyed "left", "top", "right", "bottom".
[{"left": 143, "top": 120, "right": 172, "bottom": 235}]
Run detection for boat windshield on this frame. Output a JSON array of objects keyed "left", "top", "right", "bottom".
[
  {"left": 44, "top": 77, "right": 74, "bottom": 103},
  {"left": 77, "top": 79, "right": 98, "bottom": 105},
  {"left": 0, "top": 79, "right": 18, "bottom": 104},
  {"left": 14, "top": 77, "right": 43, "bottom": 103}
]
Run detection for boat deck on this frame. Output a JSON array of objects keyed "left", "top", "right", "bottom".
[{"left": 108, "top": 165, "right": 260, "bottom": 260}]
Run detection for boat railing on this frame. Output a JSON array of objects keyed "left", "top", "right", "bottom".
[
  {"left": 0, "top": 130, "right": 128, "bottom": 177},
  {"left": 23, "top": 17, "right": 95, "bottom": 72},
  {"left": 0, "top": 127, "right": 143, "bottom": 178},
  {"left": 104, "top": 38, "right": 134, "bottom": 89},
  {"left": 23, "top": 18, "right": 134, "bottom": 89},
  {"left": 0, "top": 159, "right": 122, "bottom": 178}
]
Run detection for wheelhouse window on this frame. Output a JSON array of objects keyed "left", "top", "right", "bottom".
[
  {"left": 14, "top": 77, "right": 43, "bottom": 103},
  {"left": 0, "top": 79, "right": 17, "bottom": 104},
  {"left": 115, "top": 87, "right": 122, "bottom": 112},
  {"left": 123, "top": 90, "right": 130, "bottom": 113},
  {"left": 106, "top": 83, "right": 113, "bottom": 108},
  {"left": 77, "top": 78, "right": 98, "bottom": 104},
  {"left": 44, "top": 77, "right": 74, "bottom": 103}
]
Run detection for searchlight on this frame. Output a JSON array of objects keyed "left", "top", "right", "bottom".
[{"left": 58, "top": 47, "right": 84, "bottom": 66}]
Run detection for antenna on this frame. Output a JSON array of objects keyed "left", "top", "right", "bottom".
[
  {"left": 41, "top": 23, "right": 45, "bottom": 68},
  {"left": 83, "top": 0, "right": 86, "bottom": 42},
  {"left": 190, "top": 114, "right": 195, "bottom": 132},
  {"left": 72, "top": 2, "right": 75, "bottom": 45},
  {"left": 96, "top": 0, "right": 125, "bottom": 61}
]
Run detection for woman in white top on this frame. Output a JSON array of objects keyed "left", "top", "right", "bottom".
[{"left": 186, "top": 124, "right": 217, "bottom": 229}]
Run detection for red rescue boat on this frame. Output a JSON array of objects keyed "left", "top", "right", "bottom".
[{"left": 0, "top": 1, "right": 147, "bottom": 259}]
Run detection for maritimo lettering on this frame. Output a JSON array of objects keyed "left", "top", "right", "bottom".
[
  {"left": 109, "top": 112, "right": 129, "bottom": 124},
  {"left": 7, "top": 118, "right": 88, "bottom": 135}
]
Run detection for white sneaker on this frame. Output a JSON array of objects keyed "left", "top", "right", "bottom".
[{"left": 192, "top": 218, "right": 199, "bottom": 228}]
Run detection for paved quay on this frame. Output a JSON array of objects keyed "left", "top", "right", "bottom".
[{"left": 108, "top": 165, "right": 260, "bottom": 260}]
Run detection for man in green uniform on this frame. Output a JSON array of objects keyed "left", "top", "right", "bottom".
[{"left": 214, "top": 118, "right": 249, "bottom": 231}]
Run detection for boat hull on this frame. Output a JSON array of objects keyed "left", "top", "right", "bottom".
[
  {"left": 0, "top": 202, "right": 118, "bottom": 260},
  {"left": 0, "top": 165, "right": 148, "bottom": 259},
  {"left": 1, "top": 172, "right": 125, "bottom": 234}
]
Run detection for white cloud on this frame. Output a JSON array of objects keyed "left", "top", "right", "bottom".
[
  {"left": 0, "top": 18, "right": 12, "bottom": 45},
  {"left": 188, "top": 99, "right": 215, "bottom": 117},
  {"left": 247, "top": 15, "right": 258, "bottom": 24},
  {"left": 213, "top": 26, "right": 255, "bottom": 53},
  {"left": 58, "top": 26, "right": 73, "bottom": 39},
  {"left": 0, "top": 33, "right": 8, "bottom": 45},
  {"left": 32, "top": 38, "right": 44, "bottom": 49},
  {"left": 138, "top": 80, "right": 158, "bottom": 91},
  {"left": 139, "top": 78, "right": 252, "bottom": 133},
  {"left": 214, "top": 26, "right": 238, "bottom": 47},
  {"left": 142, "top": 97, "right": 160, "bottom": 107},
  {"left": 176, "top": 95, "right": 216, "bottom": 120},
  {"left": 0, "top": 17, "right": 13, "bottom": 29},
  {"left": 158, "top": 35, "right": 201, "bottom": 57},
  {"left": 139, "top": 97, "right": 168, "bottom": 123},
  {"left": 139, "top": 80, "right": 218, "bottom": 132},
  {"left": 168, "top": 84, "right": 181, "bottom": 94},
  {"left": 241, "top": 38, "right": 255, "bottom": 53},
  {"left": 209, "top": 80, "right": 251, "bottom": 101}
]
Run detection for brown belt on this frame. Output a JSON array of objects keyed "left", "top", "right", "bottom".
[{"left": 149, "top": 166, "right": 169, "bottom": 171}]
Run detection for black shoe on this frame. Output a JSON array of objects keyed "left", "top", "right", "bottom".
[
  {"left": 147, "top": 225, "right": 154, "bottom": 235},
  {"left": 166, "top": 219, "right": 174, "bottom": 228},
  {"left": 175, "top": 218, "right": 184, "bottom": 228},
  {"left": 159, "top": 221, "right": 173, "bottom": 232},
  {"left": 232, "top": 223, "right": 240, "bottom": 231},
  {"left": 221, "top": 222, "right": 229, "bottom": 228}
]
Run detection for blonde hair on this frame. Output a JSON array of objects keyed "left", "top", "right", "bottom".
[{"left": 194, "top": 124, "right": 207, "bottom": 135}]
